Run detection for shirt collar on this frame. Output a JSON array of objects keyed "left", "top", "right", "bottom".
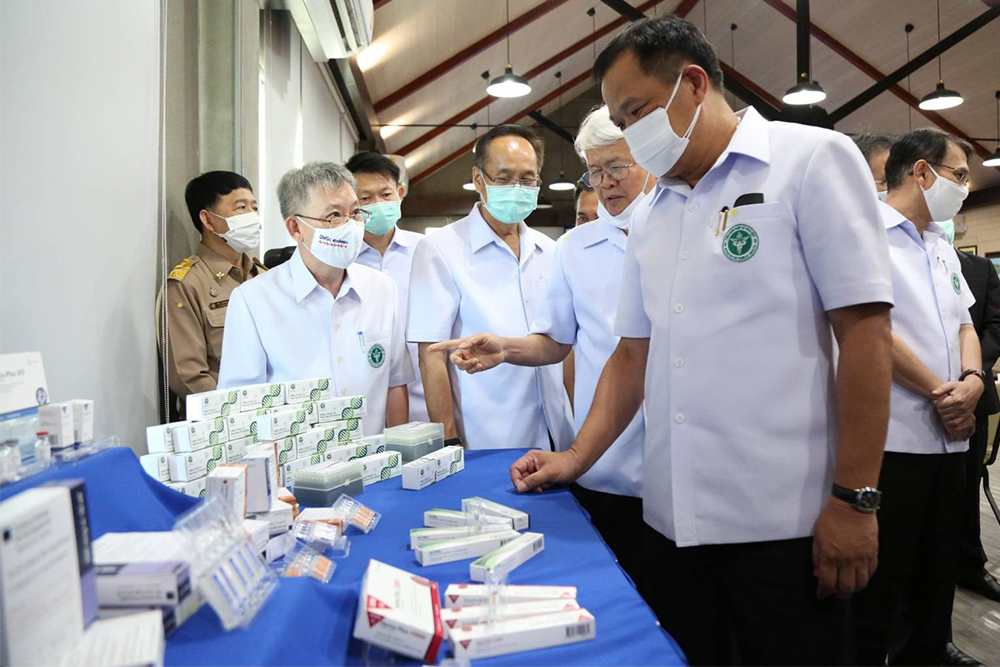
[
  {"left": 582, "top": 220, "right": 627, "bottom": 251},
  {"left": 361, "top": 227, "right": 418, "bottom": 255},
  {"left": 468, "top": 204, "right": 542, "bottom": 257},
  {"left": 198, "top": 242, "right": 242, "bottom": 282},
  {"left": 880, "top": 200, "right": 944, "bottom": 246},
  {"left": 657, "top": 106, "right": 771, "bottom": 193},
  {"left": 289, "top": 248, "right": 364, "bottom": 303}
]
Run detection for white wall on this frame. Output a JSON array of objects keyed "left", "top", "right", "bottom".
[
  {"left": 260, "top": 11, "right": 358, "bottom": 253},
  {"left": 0, "top": 0, "right": 161, "bottom": 451}
]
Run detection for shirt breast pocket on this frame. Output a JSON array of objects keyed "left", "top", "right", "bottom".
[
  {"left": 206, "top": 307, "right": 226, "bottom": 329},
  {"left": 714, "top": 201, "right": 795, "bottom": 270}
]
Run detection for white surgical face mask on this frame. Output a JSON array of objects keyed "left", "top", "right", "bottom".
[
  {"left": 296, "top": 217, "right": 364, "bottom": 269},
  {"left": 921, "top": 164, "right": 969, "bottom": 222},
  {"left": 211, "top": 210, "right": 260, "bottom": 254},
  {"left": 596, "top": 173, "right": 650, "bottom": 230},
  {"left": 877, "top": 190, "right": 888, "bottom": 203},
  {"left": 622, "top": 70, "right": 701, "bottom": 178}
]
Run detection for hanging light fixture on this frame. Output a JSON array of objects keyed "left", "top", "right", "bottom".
[
  {"left": 984, "top": 91, "right": 1000, "bottom": 167},
  {"left": 464, "top": 116, "right": 483, "bottom": 191},
  {"left": 919, "top": 0, "right": 963, "bottom": 110},
  {"left": 782, "top": 0, "right": 826, "bottom": 106},
  {"left": 486, "top": 0, "right": 531, "bottom": 98},
  {"left": 548, "top": 71, "right": 575, "bottom": 191}
]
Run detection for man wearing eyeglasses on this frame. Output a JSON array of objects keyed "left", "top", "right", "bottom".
[
  {"left": 408, "top": 124, "right": 573, "bottom": 450},
  {"left": 218, "top": 162, "right": 414, "bottom": 434},
  {"left": 853, "top": 129, "right": 981, "bottom": 666}
]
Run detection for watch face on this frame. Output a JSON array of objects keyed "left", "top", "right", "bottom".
[{"left": 857, "top": 489, "right": 881, "bottom": 511}]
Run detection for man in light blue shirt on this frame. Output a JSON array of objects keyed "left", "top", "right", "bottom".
[
  {"left": 348, "top": 152, "right": 428, "bottom": 422},
  {"left": 854, "top": 129, "right": 981, "bottom": 666},
  {"left": 429, "top": 105, "right": 653, "bottom": 583},
  {"left": 218, "top": 162, "right": 413, "bottom": 434}
]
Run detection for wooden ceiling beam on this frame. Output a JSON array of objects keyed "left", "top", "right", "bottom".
[{"left": 374, "top": 0, "right": 573, "bottom": 113}]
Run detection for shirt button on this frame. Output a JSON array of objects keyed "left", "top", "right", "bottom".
[
  {"left": 674, "top": 358, "right": 685, "bottom": 368},
  {"left": 675, "top": 414, "right": 686, "bottom": 424},
  {"left": 341, "top": 389, "right": 348, "bottom": 396},
  {"left": 680, "top": 250, "right": 691, "bottom": 260},
  {"left": 334, "top": 324, "right": 340, "bottom": 332},
  {"left": 337, "top": 356, "right": 344, "bottom": 363},
  {"left": 688, "top": 203, "right": 698, "bottom": 212},
  {"left": 674, "top": 303, "right": 685, "bottom": 313}
]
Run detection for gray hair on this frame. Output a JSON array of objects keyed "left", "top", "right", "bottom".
[
  {"left": 277, "top": 161, "right": 357, "bottom": 219},
  {"left": 574, "top": 105, "right": 625, "bottom": 162}
]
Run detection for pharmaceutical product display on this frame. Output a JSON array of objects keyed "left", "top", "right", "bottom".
[{"left": 383, "top": 421, "right": 445, "bottom": 462}]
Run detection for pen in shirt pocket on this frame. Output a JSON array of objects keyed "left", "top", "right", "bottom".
[{"left": 357, "top": 331, "right": 366, "bottom": 353}]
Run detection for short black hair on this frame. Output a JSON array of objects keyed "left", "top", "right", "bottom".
[
  {"left": 184, "top": 171, "right": 253, "bottom": 233},
  {"left": 885, "top": 128, "right": 973, "bottom": 191},
  {"left": 853, "top": 132, "right": 897, "bottom": 164},
  {"left": 473, "top": 124, "right": 545, "bottom": 174},
  {"left": 345, "top": 151, "right": 401, "bottom": 184},
  {"left": 575, "top": 176, "right": 594, "bottom": 203},
  {"left": 594, "top": 16, "right": 724, "bottom": 90}
]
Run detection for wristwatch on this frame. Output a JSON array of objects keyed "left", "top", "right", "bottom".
[
  {"left": 831, "top": 484, "right": 881, "bottom": 513},
  {"left": 959, "top": 368, "right": 988, "bottom": 388}
]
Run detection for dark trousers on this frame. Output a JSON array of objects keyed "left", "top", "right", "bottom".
[
  {"left": 639, "top": 524, "right": 852, "bottom": 666},
  {"left": 854, "top": 451, "right": 964, "bottom": 665},
  {"left": 570, "top": 484, "right": 645, "bottom": 589},
  {"left": 958, "top": 416, "right": 990, "bottom": 579}
]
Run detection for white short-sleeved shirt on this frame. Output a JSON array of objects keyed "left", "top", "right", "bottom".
[
  {"left": 407, "top": 204, "right": 574, "bottom": 450},
  {"left": 356, "top": 227, "right": 428, "bottom": 422},
  {"left": 614, "top": 107, "right": 894, "bottom": 547},
  {"left": 218, "top": 249, "right": 414, "bottom": 435},
  {"left": 530, "top": 220, "right": 644, "bottom": 497},
  {"left": 882, "top": 202, "right": 974, "bottom": 455}
]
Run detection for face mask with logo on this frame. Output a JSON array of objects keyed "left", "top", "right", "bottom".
[
  {"left": 481, "top": 183, "right": 540, "bottom": 224},
  {"left": 211, "top": 210, "right": 260, "bottom": 254},
  {"left": 363, "top": 200, "right": 401, "bottom": 236},
  {"left": 921, "top": 164, "right": 968, "bottom": 222},
  {"left": 596, "top": 173, "right": 651, "bottom": 231},
  {"left": 622, "top": 69, "right": 702, "bottom": 178},
  {"left": 296, "top": 217, "right": 364, "bottom": 269}
]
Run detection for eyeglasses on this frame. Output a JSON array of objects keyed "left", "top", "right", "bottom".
[
  {"left": 930, "top": 163, "right": 970, "bottom": 187},
  {"left": 480, "top": 169, "right": 542, "bottom": 188},
  {"left": 583, "top": 163, "right": 635, "bottom": 188},
  {"left": 296, "top": 209, "right": 371, "bottom": 228}
]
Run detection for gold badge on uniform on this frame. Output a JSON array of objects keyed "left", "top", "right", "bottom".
[{"left": 210, "top": 286, "right": 219, "bottom": 297}]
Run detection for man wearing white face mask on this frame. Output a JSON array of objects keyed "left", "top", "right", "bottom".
[
  {"left": 427, "top": 104, "right": 653, "bottom": 582},
  {"left": 218, "top": 162, "right": 413, "bottom": 433},
  {"left": 164, "top": 171, "right": 266, "bottom": 409},
  {"left": 347, "top": 151, "right": 428, "bottom": 422},
  {"left": 510, "top": 17, "right": 895, "bottom": 665},
  {"left": 408, "top": 124, "right": 573, "bottom": 450},
  {"left": 854, "top": 129, "right": 982, "bottom": 666}
]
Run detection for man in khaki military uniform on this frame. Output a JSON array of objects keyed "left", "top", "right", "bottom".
[{"left": 163, "top": 171, "right": 266, "bottom": 408}]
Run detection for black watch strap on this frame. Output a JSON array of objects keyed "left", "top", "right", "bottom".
[
  {"left": 832, "top": 484, "right": 881, "bottom": 513},
  {"left": 444, "top": 437, "right": 463, "bottom": 447}
]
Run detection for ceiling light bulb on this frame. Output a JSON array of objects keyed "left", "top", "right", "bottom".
[
  {"left": 486, "top": 65, "right": 531, "bottom": 98},
  {"left": 782, "top": 81, "right": 827, "bottom": 106},
  {"left": 918, "top": 81, "right": 963, "bottom": 110}
]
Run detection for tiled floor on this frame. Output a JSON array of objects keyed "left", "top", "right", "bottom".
[{"left": 952, "top": 490, "right": 1000, "bottom": 664}]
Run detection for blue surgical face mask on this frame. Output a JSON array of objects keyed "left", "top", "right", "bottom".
[
  {"left": 940, "top": 219, "right": 956, "bottom": 244},
  {"left": 363, "top": 200, "right": 401, "bottom": 236},
  {"left": 481, "top": 184, "right": 540, "bottom": 225}
]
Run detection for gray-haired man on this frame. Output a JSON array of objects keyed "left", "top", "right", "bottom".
[{"left": 218, "top": 161, "right": 413, "bottom": 432}]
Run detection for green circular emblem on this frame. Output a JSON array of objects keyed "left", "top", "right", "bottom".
[
  {"left": 722, "top": 223, "right": 759, "bottom": 262},
  {"left": 951, "top": 272, "right": 961, "bottom": 295},
  {"left": 368, "top": 343, "right": 386, "bottom": 368}
]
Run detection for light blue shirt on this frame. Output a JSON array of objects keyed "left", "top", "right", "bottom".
[
  {"left": 530, "top": 220, "right": 644, "bottom": 497},
  {"left": 407, "top": 204, "right": 574, "bottom": 450},
  {"left": 218, "top": 249, "right": 414, "bottom": 435},
  {"left": 882, "top": 201, "right": 973, "bottom": 455},
  {"left": 357, "top": 227, "right": 428, "bottom": 422},
  {"left": 614, "top": 107, "right": 894, "bottom": 546}
]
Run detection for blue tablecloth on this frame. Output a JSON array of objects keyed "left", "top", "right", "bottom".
[{"left": 2, "top": 447, "right": 685, "bottom": 666}]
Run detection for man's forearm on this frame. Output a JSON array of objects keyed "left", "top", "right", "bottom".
[
  {"left": 502, "top": 334, "right": 572, "bottom": 367},
  {"left": 569, "top": 338, "right": 647, "bottom": 474},
  {"left": 960, "top": 324, "right": 982, "bottom": 373},
  {"left": 419, "top": 343, "right": 458, "bottom": 439},
  {"left": 563, "top": 349, "right": 575, "bottom": 410},
  {"left": 385, "top": 385, "right": 409, "bottom": 427},
  {"left": 830, "top": 305, "right": 892, "bottom": 489},
  {"left": 891, "top": 332, "right": 944, "bottom": 398}
]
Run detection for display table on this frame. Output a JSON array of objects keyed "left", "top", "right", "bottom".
[{"left": 1, "top": 447, "right": 686, "bottom": 666}]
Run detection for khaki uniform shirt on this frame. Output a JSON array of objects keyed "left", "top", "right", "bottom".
[{"left": 164, "top": 242, "right": 266, "bottom": 400}]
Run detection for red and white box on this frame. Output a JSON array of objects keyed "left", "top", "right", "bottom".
[
  {"left": 441, "top": 598, "right": 581, "bottom": 634},
  {"left": 443, "top": 583, "right": 576, "bottom": 606},
  {"left": 353, "top": 559, "right": 444, "bottom": 662},
  {"left": 450, "top": 607, "right": 596, "bottom": 659}
]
